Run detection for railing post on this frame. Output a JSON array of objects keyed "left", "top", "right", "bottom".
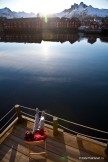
[
  {"left": 15, "top": 105, "right": 23, "bottom": 123},
  {"left": 105, "top": 141, "right": 108, "bottom": 156},
  {"left": 53, "top": 117, "right": 59, "bottom": 136}
]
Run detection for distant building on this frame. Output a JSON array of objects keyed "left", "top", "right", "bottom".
[
  {"left": 102, "top": 18, "right": 108, "bottom": 28},
  {"left": 0, "top": 17, "right": 6, "bottom": 31},
  {"left": 3, "top": 17, "right": 42, "bottom": 32},
  {"left": 2, "top": 17, "right": 81, "bottom": 32},
  {"left": 90, "top": 22, "right": 100, "bottom": 29}
]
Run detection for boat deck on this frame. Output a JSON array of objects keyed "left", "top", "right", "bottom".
[{"left": 0, "top": 117, "right": 107, "bottom": 162}]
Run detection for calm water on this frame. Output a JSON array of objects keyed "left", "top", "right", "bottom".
[{"left": 0, "top": 33, "right": 108, "bottom": 132}]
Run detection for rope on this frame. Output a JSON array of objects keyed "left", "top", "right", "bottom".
[
  {"left": 2, "top": 105, "right": 106, "bottom": 137},
  {"left": 20, "top": 105, "right": 42, "bottom": 113},
  {"left": 20, "top": 105, "right": 108, "bottom": 134},
  {"left": 0, "top": 106, "right": 15, "bottom": 122},
  {"left": 21, "top": 111, "right": 34, "bottom": 118},
  {"left": 45, "top": 112, "right": 54, "bottom": 118},
  {"left": 42, "top": 111, "right": 108, "bottom": 135},
  {"left": 45, "top": 119, "right": 53, "bottom": 124},
  {"left": 0, "top": 104, "right": 107, "bottom": 142},
  {"left": 58, "top": 117, "right": 108, "bottom": 134},
  {"left": 21, "top": 106, "right": 53, "bottom": 118},
  {"left": 58, "top": 124, "right": 108, "bottom": 142},
  {"left": 0, "top": 113, "right": 17, "bottom": 131},
  {"left": 20, "top": 105, "right": 36, "bottom": 111},
  {"left": 21, "top": 111, "right": 53, "bottom": 125}
]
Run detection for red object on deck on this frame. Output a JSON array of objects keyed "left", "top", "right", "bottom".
[{"left": 34, "top": 129, "right": 47, "bottom": 141}]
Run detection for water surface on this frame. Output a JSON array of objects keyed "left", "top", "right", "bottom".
[{"left": 0, "top": 34, "right": 108, "bottom": 132}]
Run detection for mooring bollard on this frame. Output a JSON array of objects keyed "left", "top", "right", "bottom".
[
  {"left": 15, "top": 105, "right": 23, "bottom": 123},
  {"left": 53, "top": 117, "right": 59, "bottom": 136}
]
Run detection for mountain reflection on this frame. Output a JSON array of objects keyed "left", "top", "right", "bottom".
[{"left": 0, "top": 32, "right": 108, "bottom": 44}]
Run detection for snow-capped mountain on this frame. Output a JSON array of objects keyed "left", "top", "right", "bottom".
[
  {"left": 0, "top": 7, "right": 37, "bottom": 18},
  {"left": 0, "top": 2, "right": 108, "bottom": 19},
  {"left": 55, "top": 2, "right": 108, "bottom": 18}
]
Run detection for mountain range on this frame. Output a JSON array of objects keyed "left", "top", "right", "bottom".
[
  {"left": 0, "top": 7, "right": 37, "bottom": 19},
  {"left": 0, "top": 2, "right": 108, "bottom": 19},
  {"left": 55, "top": 2, "right": 108, "bottom": 18}
]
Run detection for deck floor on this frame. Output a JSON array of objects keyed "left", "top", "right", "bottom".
[{"left": 0, "top": 120, "right": 107, "bottom": 162}]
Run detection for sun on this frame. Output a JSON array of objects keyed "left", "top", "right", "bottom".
[
  {"left": 11, "top": 0, "right": 65, "bottom": 16},
  {"left": 36, "top": 0, "right": 56, "bottom": 15},
  {"left": 10, "top": 0, "right": 66, "bottom": 16},
  {"left": 28, "top": 0, "right": 59, "bottom": 15}
]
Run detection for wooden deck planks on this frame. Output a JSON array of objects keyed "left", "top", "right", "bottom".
[
  {"left": 11, "top": 122, "right": 100, "bottom": 157},
  {"left": 10, "top": 123, "right": 81, "bottom": 160},
  {"left": 0, "top": 144, "right": 38, "bottom": 162},
  {"left": 0, "top": 120, "right": 107, "bottom": 162},
  {"left": 0, "top": 143, "right": 24, "bottom": 162},
  {"left": 0, "top": 132, "right": 70, "bottom": 162}
]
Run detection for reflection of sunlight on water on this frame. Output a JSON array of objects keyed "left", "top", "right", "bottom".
[{"left": 41, "top": 41, "right": 50, "bottom": 58}]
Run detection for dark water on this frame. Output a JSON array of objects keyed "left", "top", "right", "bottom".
[{"left": 0, "top": 33, "right": 108, "bottom": 133}]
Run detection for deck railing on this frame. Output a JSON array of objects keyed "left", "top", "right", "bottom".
[
  {"left": 0, "top": 106, "right": 17, "bottom": 134},
  {"left": 0, "top": 104, "right": 108, "bottom": 146}
]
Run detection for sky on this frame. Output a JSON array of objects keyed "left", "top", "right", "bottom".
[{"left": 0, "top": 0, "right": 108, "bottom": 15}]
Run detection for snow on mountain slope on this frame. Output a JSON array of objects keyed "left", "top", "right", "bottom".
[
  {"left": 0, "top": 7, "right": 14, "bottom": 18},
  {"left": 55, "top": 2, "right": 108, "bottom": 18},
  {"left": 0, "top": 7, "right": 37, "bottom": 18}
]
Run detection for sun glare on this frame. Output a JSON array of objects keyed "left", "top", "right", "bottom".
[
  {"left": 1, "top": 0, "right": 72, "bottom": 16},
  {"left": 20, "top": 0, "right": 60, "bottom": 15},
  {"left": 41, "top": 41, "right": 51, "bottom": 58},
  {"left": 36, "top": 0, "right": 56, "bottom": 15}
]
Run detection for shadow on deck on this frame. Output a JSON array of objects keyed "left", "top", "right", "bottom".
[{"left": 0, "top": 117, "right": 108, "bottom": 162}]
